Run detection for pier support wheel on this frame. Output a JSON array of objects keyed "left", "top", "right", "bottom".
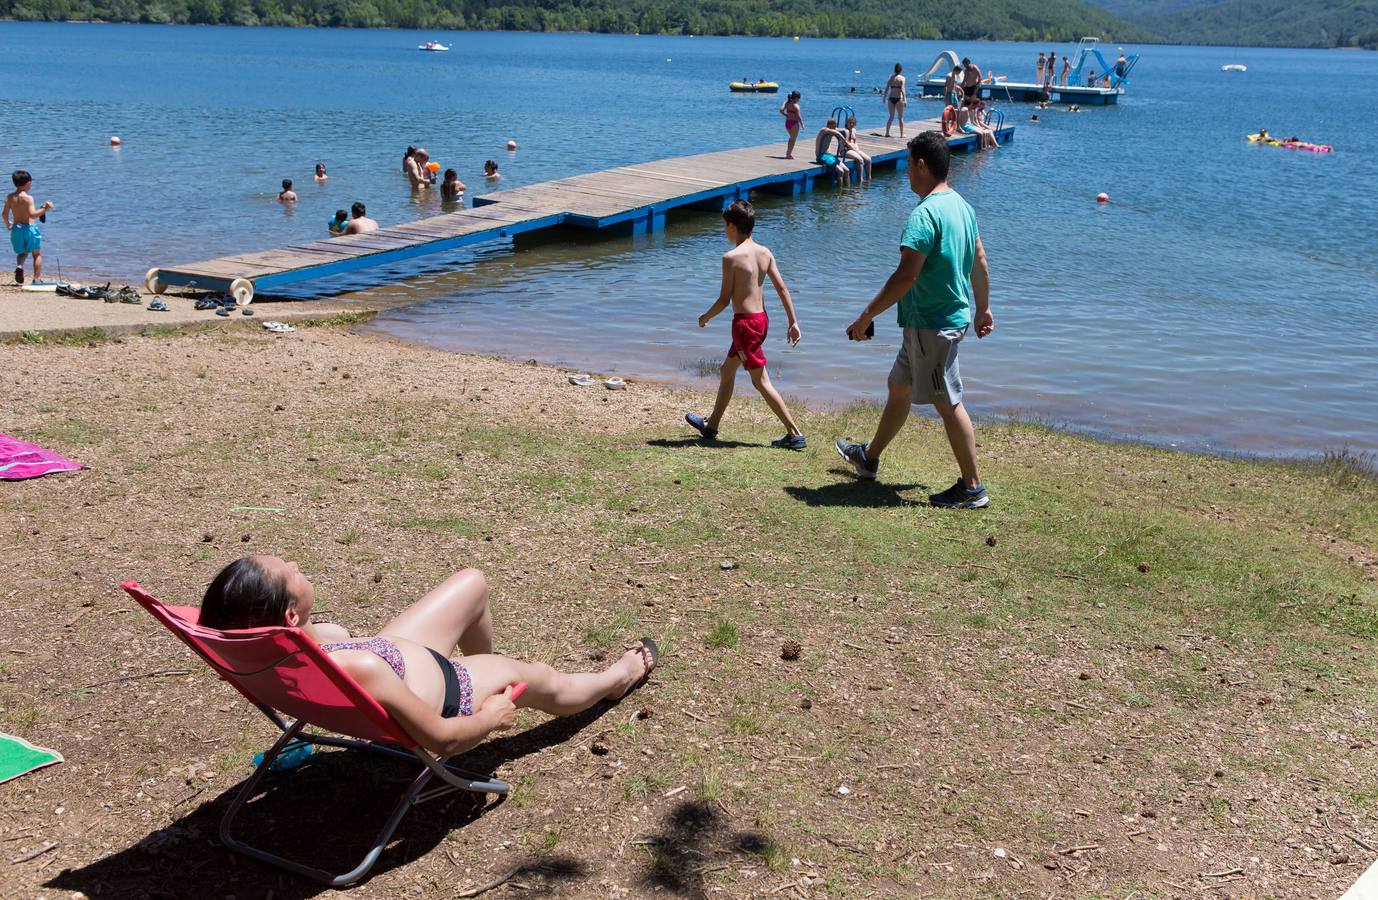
[
  {"left": 145, "top": 268, "right": 166, "bottom": 295},
  {"left": 230, "top": 278, "right": 254, "bottom": 307}
]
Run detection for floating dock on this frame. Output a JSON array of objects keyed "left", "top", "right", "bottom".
[
  {"left": 146, "top": 118, "right": 1013, "bottom": 303},
  {"left": 919, "top": 79, "right": 1123, "bottom": 105}
]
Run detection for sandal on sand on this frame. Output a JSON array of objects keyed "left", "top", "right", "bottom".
[
  {"left": 148, "top": 298, "right": 169, "bottom": 311},
  {"left": 194, "top": 296, "right": 218, "bottom": 311},
  {"left": 568, "top": 374, "right": 595, "bottom": 387},
  {"left": 604, "top": 377, "right": 627, "bottom": 391},
  {"left": 262, "top": 321, "right": 295, "bottom": 334},
  {"left": 215, "top": 306, "right": 231, "bottom": 317},
  {"left": 114, "top": 285, "right": 141, "bottom": 305}
]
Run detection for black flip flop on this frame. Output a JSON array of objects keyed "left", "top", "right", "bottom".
[{"left": 634, "top": 636, "right": 659, "bottom": 686}]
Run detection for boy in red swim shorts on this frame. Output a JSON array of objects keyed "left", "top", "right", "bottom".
[{"left": 685, "top": 200, "right": 806, "bottom": 449}]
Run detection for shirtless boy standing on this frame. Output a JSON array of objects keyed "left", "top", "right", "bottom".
[
  {"left": 685, "top": 200, "right": 806, "bottom": 449},
  {"left": 3, "top": 170, "right": 53, "bottom": 285}
]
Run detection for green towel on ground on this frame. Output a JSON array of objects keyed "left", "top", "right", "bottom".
[{"left": 0, "top": 733, "right": 63, "bottom": 784}]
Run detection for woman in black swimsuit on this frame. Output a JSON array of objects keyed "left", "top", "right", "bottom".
[{"left": 884, "top": 63, "right": 906, "bottom": 138}]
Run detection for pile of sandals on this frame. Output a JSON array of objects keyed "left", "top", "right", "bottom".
[
  {"left": 194, "top": 294, "right": 253, "bottom": 317},
  {"left": 55, "top": 282, "right": 167, "bottom": 309}
]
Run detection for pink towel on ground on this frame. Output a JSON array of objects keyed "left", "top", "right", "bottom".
[{"left": 0, "top": 434, "right": 84, "bottom": 480}]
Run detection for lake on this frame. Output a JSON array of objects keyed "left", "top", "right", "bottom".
[{"left": 3, "top": 23, "right": 1375, "bottom": 456}]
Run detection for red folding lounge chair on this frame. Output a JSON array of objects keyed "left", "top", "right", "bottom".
[{"left": 122, "top": 580, "right": 510, "bottom": 886}]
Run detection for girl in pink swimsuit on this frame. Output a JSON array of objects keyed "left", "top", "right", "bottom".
[
  {"left": 779, "top": 90, "right": 803, "bottom": 159},
  {"left": 200, "top": 556, "right": 658, "bottom": 757}
]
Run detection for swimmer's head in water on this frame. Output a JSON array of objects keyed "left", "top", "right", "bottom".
[
  {"left": 352, "top": 201, "right": 366, "bottom": 218},
  {"left": 484, "top": 160, "right": 498, "bottom": 174},
  {"left": 443, "top": 168, "right": 457, "bottom": 182},
  {"left": 334, "top": 209, "right": 347, "bottom": 221},
  {"left": 723, "top": 199, "right": 755, "bottom": 238},
  {"left": 200, "top": 556, "right": 314, "bottom": 630},
  {"left": 405, "top": 146, "right": 416, "bottom": 158},
  {"left": 12, "top": 170, "right": 31, "bottom": 189},
  {"left": 316, "top": 163, "right": 326, "bottom": 175},
  {"left": 282, "top": 178, "right": 292, "bottom": 191}
]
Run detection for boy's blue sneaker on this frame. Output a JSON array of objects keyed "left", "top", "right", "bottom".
[
  {"left": 771, "top": 433, "right": 807, "bottom": 450},
  {"left": 834, "top": 439, "right": 878, "bottom": 480},
  {"left": 928, "top": 478, "right": 990, "bottom": 509},
  {"left": 685, "top": 413, "right": 718, "bottom": 440}
]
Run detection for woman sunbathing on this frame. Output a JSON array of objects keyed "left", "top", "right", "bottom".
[{"left": 200, "top": 557, "right": 658, "bottom": 756}]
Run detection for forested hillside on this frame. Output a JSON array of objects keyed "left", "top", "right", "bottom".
[
  {"left": 0, "top": 0, "right": 1147, "bottom": 41},
  {"left": 1090, "top": 0, "right": 1378, "bottom": 48}
]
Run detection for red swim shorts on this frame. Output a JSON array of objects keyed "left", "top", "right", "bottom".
[{"left": 729, "top": 311, "right": 769, "bottom": 371}]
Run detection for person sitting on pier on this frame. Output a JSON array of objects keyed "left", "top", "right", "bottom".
[
  {"left": 843, "top": 116, "right": 872, "bottom": 183},
  {"left": 328, "top": 209, "right": 348, "bottom": 235},
  {"left": 197, "top": 557, "right": 659, "bottom": 758},
  {"left": 814, "top": 120, "right": 851, "bottom": 185},
  {"left": 278, "top": 179, "right": 297, "bottom": 204},
  {"left": 484, "top": 160, "right": 501, "bottom": 179},
  {"left": 957, "top": 103, "right": 999, "bottom": 150},
  {"left": 441, "top": 168, "right": 465, "bottom": 201},
  {"left": 343, "top": 201, "right": 378, "bottom": 235}
]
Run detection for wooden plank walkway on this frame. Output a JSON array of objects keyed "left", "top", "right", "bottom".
[{"left": 147, "top": 118, "right": 1013, "bottom": 303}]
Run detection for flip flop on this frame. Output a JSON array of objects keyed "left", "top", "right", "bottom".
[
  {"left": 568, "top": 374, "right": 595, "bottom": 387},
  {"left": 604, "top": 377, "right": 627, "bottom": 391},
  {"left": 631, "top": 636, "right": 660, "bottom": 688},
  {"left": 148, "top": 298, "right": 169, "bottom": 311}
]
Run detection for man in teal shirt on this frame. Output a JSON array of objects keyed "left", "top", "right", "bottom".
[{"left": 836, "top": 131, "right": 994, "bottom": 508}]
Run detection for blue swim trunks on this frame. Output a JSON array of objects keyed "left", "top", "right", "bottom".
[
  {"left": 10, "top": 223, "right": 41, "bottom": 255},
  {"left": 818, "top": 153, "right": 839, "bottom": 166}
]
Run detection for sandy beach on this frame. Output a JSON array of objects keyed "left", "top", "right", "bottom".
[
  {"left": 1, "top": 321, "right": 1374, "bottom": 898},
  {"left": 0, "top": 281, "right": 390, "bottom": 339}
]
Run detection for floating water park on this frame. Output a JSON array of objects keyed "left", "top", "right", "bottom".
[{"left": 918, "top": 37, "right": 1139, "bottom": 105}]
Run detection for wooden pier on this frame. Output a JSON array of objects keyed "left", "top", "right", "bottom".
[{"left": 145, "top": 118, "right": 1014, "bottom": 304}]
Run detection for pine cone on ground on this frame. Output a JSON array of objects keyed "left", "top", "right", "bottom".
[{"left": 781, "top": 640, "right": 802, "bottom": 661}]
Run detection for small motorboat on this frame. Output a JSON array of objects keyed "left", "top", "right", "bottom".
[
  {"left": 729, "top": 81, "right": 779, "bottom": 93},
  {"left": 1248, "top": 133, "right": 1332, "bottom": 153},
  {"left": 418, "top": 41, "right": 450, "bottom": 52},
  {"left": 1221, "top": 63, "right": 1246, "bottom": 72}
]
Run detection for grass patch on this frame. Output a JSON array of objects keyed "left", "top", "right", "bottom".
[
  {"left": 298, "top": 310, "right": 377, "bottom": 328},
  {"left": 706, "top": 619, "right": 738, "bottom": 649}
]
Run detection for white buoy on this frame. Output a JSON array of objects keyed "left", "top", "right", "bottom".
[{"left": 1096, "top": 192, "right": 1110, "bottom": 203}]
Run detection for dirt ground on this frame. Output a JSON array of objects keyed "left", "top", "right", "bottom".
[{"left": 1, "top": 326, "right": 1374, "bottom": 899}]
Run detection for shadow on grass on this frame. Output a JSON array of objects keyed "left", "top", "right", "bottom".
[
  {"left": 646, "top": 437, "right": 766, "bottom": 450},
  {"left": 784, "top": 472, "right": 928, "bottom": 508},
  {"left": 46, "top": 703, "right": 619, "bottom": 897},
  {"left": 634, "top": 800, "right": 772, "bottom": 899}
]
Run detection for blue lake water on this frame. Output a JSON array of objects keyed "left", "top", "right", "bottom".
[{"left": 4, "top": 23, "right": 1376, "bottom": 456}]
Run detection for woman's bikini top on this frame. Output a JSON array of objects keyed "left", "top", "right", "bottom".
[{"left": 319, "top": 637, "right": 405, "bottom": 679}]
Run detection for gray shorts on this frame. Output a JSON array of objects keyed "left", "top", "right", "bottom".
[{"left": 888, "top": 326, "right": 967, "bottom": 406}]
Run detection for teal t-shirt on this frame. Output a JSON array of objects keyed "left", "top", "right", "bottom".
[{"left": 897, "top": 189, "right": 979, "bottom": 330}]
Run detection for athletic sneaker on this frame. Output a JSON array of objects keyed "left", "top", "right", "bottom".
[
  {"left": 15, "top": 267, "right": 23, "bottom": 285},
  {"left": 685, "top": 412, "right": 718, "bottom": 440},
  {"left": 928, "top": 478, "right": 990, "bottom": 509},
  {"left": 771, "top": 433, "right": 807, "bottom": 450},
  {"left": 834, "top": 439, "right": 878, "bottom": 480}
]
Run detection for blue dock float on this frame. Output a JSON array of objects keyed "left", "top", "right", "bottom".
[{"left": 145, "top": 117, "right": 1014, "bottom": 304}]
